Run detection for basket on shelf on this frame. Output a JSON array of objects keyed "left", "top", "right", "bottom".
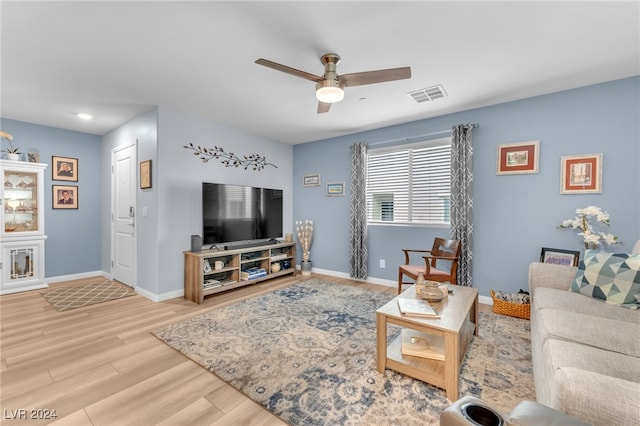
[{"left": 490, "top": 289, "right": 530, "bottom": 320}]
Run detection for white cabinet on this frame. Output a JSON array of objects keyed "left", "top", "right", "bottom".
[{"left": 1, "top": 160, "right": 48, "bottom": 294}]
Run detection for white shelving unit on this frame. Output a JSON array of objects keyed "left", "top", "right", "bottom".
[{"left": 1, "top": 160, "right": 48, "bottom": 294}]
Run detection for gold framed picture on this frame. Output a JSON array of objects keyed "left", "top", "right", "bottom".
[
  {"left": 52, "top": 156, "right": 78, "bottom": 181},
  {"left": 53, "top": 185, "right": 78, "bottom": 209},
  {"left": 140, "top": 160, "right": 152, "bottom": 189}
]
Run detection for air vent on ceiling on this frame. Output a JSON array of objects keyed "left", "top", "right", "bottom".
[{"left": 408, "top": 85, "right": 447, "bottom": 103}]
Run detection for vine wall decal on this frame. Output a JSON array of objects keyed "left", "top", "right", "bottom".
[{"left": 184, "top": 142, "right": 277, "bottom": 171}]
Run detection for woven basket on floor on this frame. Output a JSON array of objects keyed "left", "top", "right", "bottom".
[{"left": 490, "top": 290, "right": 530, "bottom": 320}]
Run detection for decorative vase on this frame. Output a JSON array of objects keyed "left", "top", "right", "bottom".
[
  {"left": 271, "top": 262, "right": 281, "bottom": 273},
  {"left": 6, "top": 153, "right": 19, "bottom": 161},
  {"left": 300, "top": 260, "right": 312, "bottom": 276},
  {"left": 584, "top": 241, "right": 598, "bottom": 250},
  {"left": 416, "top": 273, "right": 444, "bottom": 302}
]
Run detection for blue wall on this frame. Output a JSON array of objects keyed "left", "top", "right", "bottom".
[
  {"left": 3, "top": 76, "right": 638, "bottom": 301},
  {"left": 1, "top": 118, "right": 102, "bottom": 278},
  {"left": 100, "top": 106, "right": 294, "bottom": 300},
  {"left": 101, "top": 108, "right": 159, "bottom": 296},
  {"left": 293, "top": 77, "right": 640, "bottom": 298}
]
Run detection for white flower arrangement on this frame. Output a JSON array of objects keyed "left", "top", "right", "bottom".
[
  {"left": 558, "top": 205, "right": 619, "bottom": 247},
  {"left": 295, "top": 219, "right": 314, "bottom": 262},
  {"left": 1, "top": 130, "right": 20, "bottom": 154}
]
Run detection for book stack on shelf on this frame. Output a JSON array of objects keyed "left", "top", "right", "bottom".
[
  {"left": 241, "top": 267, "right": 267, "bottom": 281},
  {"left": 203, "top": 279, "right": 222, "bottom": 290}
]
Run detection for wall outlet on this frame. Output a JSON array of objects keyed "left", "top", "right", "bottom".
[{"left": 379, "top": 259, "right": 385, "bottom": 268}]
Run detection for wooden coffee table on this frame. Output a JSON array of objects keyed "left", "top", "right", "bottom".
[{"left": 376, "top": 284, "right": 478, "bottom": 401}]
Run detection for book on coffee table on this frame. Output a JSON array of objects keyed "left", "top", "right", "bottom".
[
  {"left": 400, "top": 329, "right": 445, "bottom": 360},
  {"left": 397, "top": 298, "right": 440, "bottom": 318}
]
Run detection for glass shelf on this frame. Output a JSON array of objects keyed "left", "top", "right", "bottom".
[{"left": 3, "top": 171, "right": 39, "bottom": 234}]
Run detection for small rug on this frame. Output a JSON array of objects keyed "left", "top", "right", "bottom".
[
  {"left": 42, "top": 279, "right": 136, "bottom": 312},
  {"left": 153, "top": 279, "right": 534, "bottom": 425}
]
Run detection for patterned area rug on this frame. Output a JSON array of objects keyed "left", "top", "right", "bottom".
[
  {"left": 153, "top": 279, "right": 534, "bottom": 425},
  {"left": 42, "top": 279, "right": 136, "bottom": 311}
]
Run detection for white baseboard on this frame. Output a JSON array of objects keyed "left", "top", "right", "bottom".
[
  {"left": 302, "top": 265, "right": 493, "bottom": 306},
  {"left": 135, "top": 286, "right": 183, "bottom": 302},
  {"left": 46, "top": 268, "right": 493, "bottom": 306},
  {"left": 478, "top": 295, "right": 493, "bottom": 306},
  {"left": 46, "top": 271, "right": 184, "bottom": 303}
]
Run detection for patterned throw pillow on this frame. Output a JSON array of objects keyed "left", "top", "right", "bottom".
[{"left": 571, "top": 250, "right": 640, "bottom": 309}]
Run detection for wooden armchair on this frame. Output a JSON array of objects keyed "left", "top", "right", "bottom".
[{"left": 397, "top": 238, "right": 461, "bottom": 294}]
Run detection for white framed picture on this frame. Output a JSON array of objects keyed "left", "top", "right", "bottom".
[
  {"left": 303, "top": 173, "right": 321, "bottom": 187},
  {"left": 326, "top": 182, "right": 345, "bottom": 197}
]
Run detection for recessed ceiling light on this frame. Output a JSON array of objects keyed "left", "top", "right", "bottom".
[{"left": 77, "top": 113, "right": 93, "bottom": 120}]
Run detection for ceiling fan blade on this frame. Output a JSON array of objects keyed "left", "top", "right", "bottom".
[
  {"left": 340, "top": 67, "right": 412, "bottom": 87},
  {"left": 317, "top": 101, "right": 331, "bottom": 114},
  {"left": 255, "top": 58, "right": 323, "bottom": 83}
]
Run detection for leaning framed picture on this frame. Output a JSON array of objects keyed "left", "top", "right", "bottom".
[
  {"left": 52, "top": 185, "right": 78, "bottom": 209},
  {"left": 326, "top": 181, "right": 345, "bottom": 197},
  {"left": 540, "top": 247, "right": 580, "bottom": 267},
  {"left": 561, "top": 153, "right": 602, "bottom": 194},
  {"left": 52, "top": 156, "right": 78, "bottom": 182},
  {"left": 140, "top": 160, "right": 152, "bottom": 189},
  {"left": 496, "top": 141, "right": 539, "bottom": 175}
]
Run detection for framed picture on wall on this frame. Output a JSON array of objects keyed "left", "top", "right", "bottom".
[
  {"left": 326, "top": 182, "right": 345, "bottom": 196},
  {"left": 561, "top": 153, "right": 602, "bottom": 194},
  {"left": 53, "top": 185, "right": 78, "bottom": 209},
  {"left": 303, "top": 173, "right": 321, "bottom": 187},
  {"left": 140, "top": 160, "right": 152, "bottom": 189},
  {"left": 540, "top": 247, "right": 580, "bottom": 267},
  {"left": 52, "top": 156, "right": 78, "bottom": 181},
  {"left": 496, "top": 141, "right": 539, "bottom": 175}
]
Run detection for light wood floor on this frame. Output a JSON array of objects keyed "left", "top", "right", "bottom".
[{"left": 1, "top": 273, "right": 406, "bottom": 425}]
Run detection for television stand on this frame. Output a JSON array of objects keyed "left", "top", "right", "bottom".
[{"left": 184, "top": 241, "right": 296, "bottom": 304}]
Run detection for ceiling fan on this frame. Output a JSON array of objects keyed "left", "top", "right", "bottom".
[{"left": 255, "top": 53, "right": 411, "bottom": 113}]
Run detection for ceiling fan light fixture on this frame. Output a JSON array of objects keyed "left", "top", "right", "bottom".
[{"left": 316, "top": 80, "right": 344, "bottom": 103}]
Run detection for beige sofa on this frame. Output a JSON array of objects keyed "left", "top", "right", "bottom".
[{"left": 528, "top": 242, "right": 640, "bottom": 426}]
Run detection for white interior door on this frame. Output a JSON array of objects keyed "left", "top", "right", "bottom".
[{"left": 111, "top": 142, "right": 137, "bottom": 287}]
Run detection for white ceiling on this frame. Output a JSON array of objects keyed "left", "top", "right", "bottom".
[{"left": 1, "top": 1, "right": 638, "bottom": 145}]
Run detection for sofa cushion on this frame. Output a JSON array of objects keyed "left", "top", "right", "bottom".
[
  {"left": 529, "top": 262, "right": 578, "bottom": 296},
  {"left": 535, "top": 339, "right": 640, "bottom": 426},
  {"left": 570, "top": 250, "right": 640, "bottom": 309},
  {"left": 533, "top": 287, "right": 640, "bottom": 324},
  {"left": 536, "top": 308, "right": 640, "bottom": 358}
]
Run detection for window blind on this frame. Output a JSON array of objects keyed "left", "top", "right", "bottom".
[{"left": 367, "top": 139, "right": 451, "bottom": 225}]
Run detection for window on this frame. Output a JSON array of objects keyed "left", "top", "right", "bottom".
[{"left": 366, "top": 138, "right": 451, "bottom": 226}]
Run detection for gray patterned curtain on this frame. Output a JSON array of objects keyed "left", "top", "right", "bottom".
[
  {"left": 450, "top": 124, "right": 474, "bottom": 286},
  {"left": 350, "top": 142, "right": 368, "bottom": 280}
]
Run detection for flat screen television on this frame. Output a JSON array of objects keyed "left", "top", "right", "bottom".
[{"left": 202, "top": 182, "right": 283, "bottom": 247}]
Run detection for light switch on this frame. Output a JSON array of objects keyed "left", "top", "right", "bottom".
[{"left": 142, "top": 206, "right": 148, "bottom": 218}]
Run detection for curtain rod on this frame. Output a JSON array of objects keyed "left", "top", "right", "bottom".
[{"left": 368, "top": 123, "right": 478, "bottom": 147}]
